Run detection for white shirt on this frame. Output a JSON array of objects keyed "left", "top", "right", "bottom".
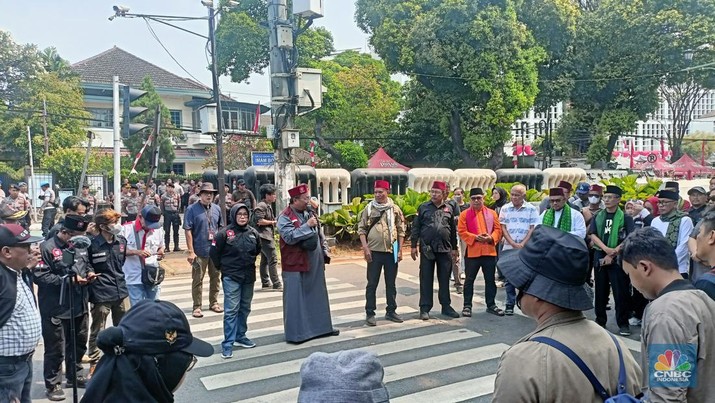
[
  {"left": 651, "top": 215, "right": 694, "bottom": 274},
  {"left": 499, "top": 202, "right": 539, "bottom": 251},
  {"left": 538, "top": 208, "right": 587, "bottom": 238},
  {"left": 120, "top": 222, "right": 165, "bottom": 285}
]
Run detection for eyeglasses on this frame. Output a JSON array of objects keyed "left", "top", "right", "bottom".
[
  {"left": 709, "top": 197, "right": 715, "bottom": 202},
  {"left": 549, "top": 198, "right": 565, "bottom": 203},
  {"left": 657, "top": 200, "right": 676, "bottom": 205},
  {"left": 602, "top": 195, "right": 619, "bottom": 200},
  {"left": 236, "top": 213, "right": 249, "bottom": 217},
  {"left": 186, "top": 355, "right": 198, "bottom": 372},
  {"left": 470, "top": 196, "right": 484, "bottom": 201}
]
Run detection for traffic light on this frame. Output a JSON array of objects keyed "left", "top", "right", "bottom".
[{"left": 121, "top": 85, "right": 149, "bottom": 139}]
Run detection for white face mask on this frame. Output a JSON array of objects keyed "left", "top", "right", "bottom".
[
  {"left": 453, "top": 195, "right": 463, "bottom": 202},
  {"left": 106, "top": 223, "right": 122, "bottom": 235},
  {"left": 588, "top": 196, "right": 601, "bottom": 205}
]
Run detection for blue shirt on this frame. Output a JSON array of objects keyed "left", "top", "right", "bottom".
[{"left": 183, "top": 202, "right": 222, "bottom": 257}]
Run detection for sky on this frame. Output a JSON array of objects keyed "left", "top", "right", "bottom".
[{"left": 0, "top": 1, "right": 370, "bottom": 104}]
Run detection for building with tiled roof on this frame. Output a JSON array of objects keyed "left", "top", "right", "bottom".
[{"left": 71, "top": 46, "right": 269, "bottom": 174}]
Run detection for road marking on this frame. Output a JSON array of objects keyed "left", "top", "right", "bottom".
[
  {"left": 391, "top": 374, "right": 497, "bottom": 403},
  {"left": 396, "top": 271, "right": 485, "bottom": 304},
  {"left": 241, "top": 343, "right": 509, "bottom": 402},
  {"left": 194, "top": 308, "right": 430, "bottom": 369},
  {"left": 201, "top": 329, "right": 480, "bottom": 391}
]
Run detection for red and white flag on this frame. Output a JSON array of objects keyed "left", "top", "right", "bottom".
[
  {"left": 310, "top": 141, "right": 316, "bottom": 167},
  {"left": 253, "top": 102, "right": 261, "bottom": 134},
  {"left": 130, "top": 134, "right": 154, "bottom": 175}
]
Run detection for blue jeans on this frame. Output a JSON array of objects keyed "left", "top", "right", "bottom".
[
  {"left": 127, "top": 283, "right": 160, "bottom": 307},
  {"left": 221, "top": 277, "right": 254, "bottom": 350},
  {"left": 0, "top": 354, "right": 33, "bottom": 403}
]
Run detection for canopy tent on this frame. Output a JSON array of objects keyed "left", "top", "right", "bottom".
[
  {"left": 634, "top": 157, "right": 675, "bottom": 175},
  {"left": 367, "top": 147, "right": 410, "bottom": 171},
  {"left": 670, "top": 153, "right": 713, "bottom": 178}
]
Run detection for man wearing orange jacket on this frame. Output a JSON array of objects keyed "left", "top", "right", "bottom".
[{"left": 458, "top": 188, "right": 504, "bottom": 317}]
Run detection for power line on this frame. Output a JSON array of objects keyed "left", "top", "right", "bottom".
[{"left": 143, "top": 18, "right": 210, "bottom": 89}]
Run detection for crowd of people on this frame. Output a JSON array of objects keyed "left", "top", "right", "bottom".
[{"left": 1, "top": 173, "right": 715, "bottom": 402}]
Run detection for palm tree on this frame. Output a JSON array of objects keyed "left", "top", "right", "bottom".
[{"left": 39, "top": 47, "right": 75, "bottom": 79}]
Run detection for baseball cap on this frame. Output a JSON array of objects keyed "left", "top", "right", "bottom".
[
  {"left": 0, "top": 224, "right": 44, "bottom": 247},
  {"left": 141, "top": 206, "right": 162, "bottom": 230},
  {"left": 117, "top": 300, "right": 213, "bottom": 357},
  {"left": 576, "top": 182, "right": 590, "bottom": 194},
  {"left": 687, "top": 186, "right": 707, "bottom": 195}
]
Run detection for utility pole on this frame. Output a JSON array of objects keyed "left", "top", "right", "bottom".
[
  {"left": 268, "top": 0, "right": 295, "bottom": 211},
  {"left": 78, "top": 131, "right": 94, "bottom": 195},
  {"left": 42, "top": 97, "right": 49, "bottom": 155},
  {"left": 113, "top": 76, "right": 121, "bottom": 210},
  {"left": 208, "top": 4, "right": 227, "bottom": 223}
]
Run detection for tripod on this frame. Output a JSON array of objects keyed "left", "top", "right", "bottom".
[{"left": 59, "top": 255, "right": 81, "bottom": 403}]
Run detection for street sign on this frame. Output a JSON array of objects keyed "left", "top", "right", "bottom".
[
  {"left": 647, "top": 153, "right": 657, "bottom": 163},
  {"left": 251, "top": 152, "right": 275, "bottom": 167}
]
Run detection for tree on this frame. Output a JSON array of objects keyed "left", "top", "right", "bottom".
[
  {"left": 215, "top": 1, "right": 334, "bottom": 83},
  {"left": 0, "top": 30, "right": 42, "bottom": 104},
  {"left": 682, "top": 132, "right": 715, "bottom": 161},
  {"left": 586, "top": 134, "right": 610, "bottom": 165},
  {"left": 202, "top": 135, "right": 273, "bottom": 170},
  {"left": 41, "top": 148, "right": 113, "bottom": 189},
  {"left": 356, "top": 0, "right": 545, "bottom": 169},
  {"left": 332, "top": 141, "right": 367, "bottom": 171},
  {"left": 123, "top": 76, "right": 175, "bottom": 173},
  {"left": 296, "top": 51, "right": 402, "bottom": 167},
  {"left": 39, "top": 47, "right": 76, "bottom": 79}
]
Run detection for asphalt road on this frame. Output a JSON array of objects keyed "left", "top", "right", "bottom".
[{"left": 28, "top": 256, "right": 643, "bottom": 402}]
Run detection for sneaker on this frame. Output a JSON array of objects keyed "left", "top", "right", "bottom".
[
  {"left": 366, "top": 315, "right": 377, "bottom": 326},
  {"left": 504, "top": 305, "right": 514, "bottom": 316},
  {"left": 173, "top": 247, "right": 182, "bottom": 252},
  {"left": 385, "top": 312, "right": 403, "bottom": 323},
  {"left": 65, "top": 375, "right": 88, "bottom": 388},
  {"left": 419, "top": 311, "right": 430, "bottom": 321},
  {"left": 221, "top": 347, "right": 233, "bottom": 359},
  {"left": 462, "top": 307, "right": 472, "bottom": 317},
  {"left": 46, "top": 385, "right": 65, "bottom": 401},
  {"left": 441, "top": 307, "right": 460, "bottom": 318},
  {"left": 273, "top": 283, "right": 283, "bottom": 290},
  {"left": 455, "top": 284, "right": 463, "bottom": 294},
  {"left": 629, "top": 317, "right": 642, "bottom": 327},
  {"left": 234, "top": 338, "right": 256, "bottom": 348},
  {"left": 619, "top": 326, "right": 632, "bottom": 336}
]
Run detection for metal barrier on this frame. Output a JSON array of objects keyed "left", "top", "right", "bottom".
[
  {"left": 315, "top": 168, "right": 351, "bottom": 212},
  {"left": 453, "top": 169, "right": 497, "bottom": 192},
  {"left": 408, "top": 168, "right": 457, "bottom": 193},
  {"left": 350, "top": 169, "right": 409, "bottom": 198},
  {"left": 542, "top": 168, "right": 588, "bottom": 191},
  {"left": 495, "top": 168, "right": 544, "bottom": 190}
]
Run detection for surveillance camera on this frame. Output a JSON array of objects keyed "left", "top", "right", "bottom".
[
  {"left": 113, "top": 5, "right": 130, "bottom": 15},
  {"left": 201, "top": 0, "right": 214, "bottom": 7}
]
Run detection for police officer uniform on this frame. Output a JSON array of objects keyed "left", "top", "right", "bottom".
[
  {"left": 121, "top": 185, "right": 140, "bottom": 223},
  {"left": 161, "top": 184, "right": 182, "bottom": 251},
  {"left": 33, "top": 215, "right": 92, "bottom": 394}
]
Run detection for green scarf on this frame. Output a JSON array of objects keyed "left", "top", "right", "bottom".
[
  {"left": 595, "top": 208, "right": 625, "bottom": 249},
  {"left": 660, "top": 209, "right": 687, "bottom": 248},
  {"left": 543, "top": 204, "right": 572, "bottom": 233}
]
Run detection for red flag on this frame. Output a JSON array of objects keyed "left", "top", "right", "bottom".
[
  {"left": 629, "top": 139, "right": 634, "bottom": 169},
  {"left": 253, "top": 102, "right": 261, "bottom": 134}
]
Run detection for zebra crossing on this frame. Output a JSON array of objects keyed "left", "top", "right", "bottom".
[
  {"left": 160, "top": 262, "right": 642, "bottom": 403},
  {"left": 159, "top": 265, "right": 520, "bottom": 403}
]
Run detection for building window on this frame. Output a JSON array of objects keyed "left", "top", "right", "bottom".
[
  {"left": 166, "top": 163, "right": 185, "bottom": 176},
  {"left": 169, "top": 110, "right": 182, "bottom": 128},
  {"left": 222, "top": 110, "right": 239, "bottom": 131},
  {"left": 241, "top": 109, "right": 256, "bottom": 131},
  {"left": 87, "top": 108, "right": 113, "bottom": 128}
]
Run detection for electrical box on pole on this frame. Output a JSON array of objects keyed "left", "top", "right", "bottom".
[
  {"left": 281, "top": 129, "right": 300, "bottom": 149},
  {"left": 198, "top": 104, "right": 219, "bottom": 134},
  {"left": 121, "top": 85, "right": 149, "bottom": 139},
  {"left": 293, "top": 0, "right": 324, "bottom": 18},
  {"left": 295, "top": 68, "right": 324, "bottom": 110},
  {"left": 277, "top": 25, "right": 294, "bottom": 49}
]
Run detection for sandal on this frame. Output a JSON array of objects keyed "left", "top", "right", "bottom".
[
  {"left": 192, "top": 309, "right": 204, "bottom": 318},
  {"left": 486, "top": 305, "right": 505, "bottom": 317},
  {"left": 210, "top": 304, "right": 224, "bottom": 313}
]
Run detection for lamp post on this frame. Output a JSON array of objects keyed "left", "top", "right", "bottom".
[{"left": 538, "top": 118, "right": 551, "bottom": 170}]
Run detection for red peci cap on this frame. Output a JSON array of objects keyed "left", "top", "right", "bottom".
[
  {"left": 288, "top": 184, "right": 309, "bottom": 198},
  {"left": 432, "top": 181, "right": 447, "bottom": 191},
  {"left": 374, "top": 180, "right": 390, "bottom": 191},
  {"left": 590, "top": 184, "right": 603, "bottom": 194},
  {"left": 549, "top": 188, "right": 565, "bottom": 197},
  {"left": 558, "top": 181, "right": 573, "bottom": 192}
]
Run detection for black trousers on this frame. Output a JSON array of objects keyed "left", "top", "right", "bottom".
[
  {"left": 631, "top": 287, "right": 649, "bottom": 320},
  {"left": 464, "top": 256, "right": 497, "bottom": 309},
  {"left": 41, "top": 208, "right": 56, "bottom": 238},
  {"left": 594, "top": 263, "right": 631, "bottom": 328},
  {"left": 419, "top": 252, "right": 452, "bottom": 313},
  {"left": 41, "top": 314, "right": 88, "bottom": 389},
  {"left": 163, "top": 211, "right": 181, "bottom": 249},
  {"left": 365, "top": 251, "right": 398, "bottom": 316}
]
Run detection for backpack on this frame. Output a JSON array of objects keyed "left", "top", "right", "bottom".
[{"left": 531, "top": 333, "right": 639, "bottom": 403}]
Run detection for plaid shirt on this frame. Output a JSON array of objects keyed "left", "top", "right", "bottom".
[{"left": 0, "top": 274, "right": 41, "bottom": 356}]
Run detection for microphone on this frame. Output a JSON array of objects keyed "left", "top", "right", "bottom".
[{"left": 68, "top": 235, "right": 92, "bottom": 250}]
